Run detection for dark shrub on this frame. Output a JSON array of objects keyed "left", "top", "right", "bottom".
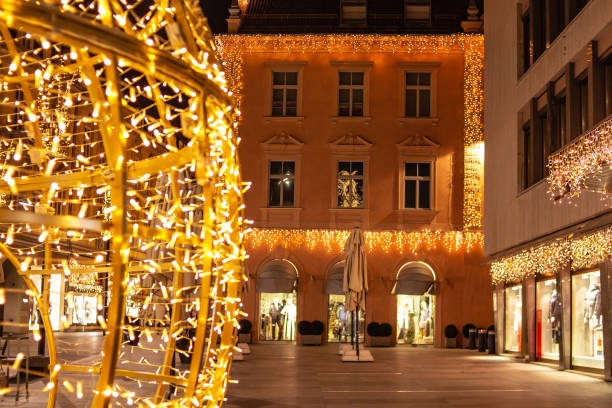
[
  {"left": 444, "top": 324, "right": 458, "bottom": 338},
  {"left": 238, "top": 319, "right": 252, "bottom": 334},
  {"left": 297, "top": 320, "right": 311, "bottom": 335},
  {"left": 462, "top": 323, "right": 475, "bottom": 338},
  {"left": 487, "top": 324, "right": 495, "bottom": 332},
  {"left": 311, "top": 320, "right": 325, "bottom": 335},
  {"left": 367, "top": 322, "right": 380, "bottom": 336},
  {"left": 379, "top": 323, "right": 392, "bottom": 337}
]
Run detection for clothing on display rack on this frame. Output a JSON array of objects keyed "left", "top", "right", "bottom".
[{"left": 549, "top": 289, "right": 561, "bottom": 344}]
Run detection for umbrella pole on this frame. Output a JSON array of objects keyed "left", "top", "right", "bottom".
[
  {"left": 356, "top": 309, "right": 360, "bottom": 359},
  {"left": 350, "top": 311, "right": 354, "bottom": 349}
]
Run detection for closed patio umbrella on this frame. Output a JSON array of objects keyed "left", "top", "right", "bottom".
[{"left": 343, "top": 227, "right": 368, "bottom": 358}]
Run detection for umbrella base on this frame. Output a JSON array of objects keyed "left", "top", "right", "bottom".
[
  {"left": 341, "top": 350, "right": 374, "bottom": 362},
  {"left": 238, "top": 343, "right": 251, "bottom": 354},
  {"left": 233, "top": 348, "right": 245, "bottom": 361},
  {"left": 338, "top": 344, "right": 353, "bottom": 355}
]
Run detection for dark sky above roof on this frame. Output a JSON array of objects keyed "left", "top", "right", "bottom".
[{"left": 199, "top": 0, "right": 482, "bottom": 34}]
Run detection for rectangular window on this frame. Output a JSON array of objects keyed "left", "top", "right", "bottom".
[
  {"left": 577, "top": 75, "right": 589, "bottom": 136},
  {"left": 268, "top": 161, "right": 295, "bottom": 207},
  {"left": 604, "top": 58, "right": 612, "bottom": 117},
  {"left": 405, "top": 72, "right": 431, "bottom": 117},
  {"left": 552, "top": 95, "right": 566, "bottom": 152},
  {"left": 522, "top": 123, "right": 531, "bottom": 189},
  {"left": 337, "top": 161, "right": 364, "bottom": 208},
  {"left": 505, "top": 285, "right": 522, "bottom": 353},
  {"left": 522, "top": 10, "right": 531, "bottom": 73},
  {"left": 571, "top": 270, "right": 604, "bottom": 370},
  {"left": 272, "top": 72, "right": 298, "bottom": 117},
  {"left": 536, "top": 279, "right": 560, "bottom": 361},
  {"left": 338, "top": 72, "right": 364, "bottom": 117},
  {"left": 403, "top": 162, "right": 431, "bottom": 209},
  {"left": 534, "top": 110, "right": 546, "bottom": 182}
]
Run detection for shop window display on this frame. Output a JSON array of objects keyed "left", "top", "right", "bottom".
[
  {"left": 327, "top": 294, "right": 365, "bottom": 342},
  {"left": 536, "top": 279, "right": 560, "bottom": 360},
  {"left": 572, "top": 271, "right": 604, "bottom": 369},
  {"left": 259, "top": 292, "right": 297, "bottom": 341},
  {"left": 504, "top": 285, "right": 522, "bottom": 352},
  {"left": 396, "top": 295, "right": 434, "bottom": 345},
  {"left": 67, "top": 293, "right": 100, "bottom": 326}
]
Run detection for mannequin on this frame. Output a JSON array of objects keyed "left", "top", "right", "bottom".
[
  {"left": 419, "top": 300, "right": 431, "bottom": 339},
  {"left": 548, "top": 289, "right": 561, "bottom": 344},
  {"left": 282, "top": 298, "right": 297, "bottom": 340},
  {"left": 584, "top": 283, "right": 602, "bottom": 328},
  {"left": 269, "top": 297, "right": 284, "bottom": 340}
]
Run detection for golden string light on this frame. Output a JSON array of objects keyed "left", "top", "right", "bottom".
[
  {"left": 547, "top": 117, "right": 612, "bottom": 200},
  {"left": 215, "top": 34, "right": 485, "bottom": 230},
  {"left": 245, "top": 228, "right": 483, "bottom": 254},
  {"left": 0, "top": 0, "right": 244, "bottom": 407},
  {"left": 491, "top": 227, "right": 612, "bottom": 285}
]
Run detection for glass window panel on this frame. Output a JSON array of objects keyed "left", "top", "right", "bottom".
[
  {"left": 418, "top": 163, "right": 431, "bottom": 177},
  {"left": 419, "top": 90, "right": 431, "bottom": 117},
  {"left": 352, "top": 89, "right": 363, "bottom": 103},
  {"left": 270, "top": 161, "right": 283, "bottom": 175},
  {"left": 351, "top": 161, "right": 364, "bottom": 175},
  {"left": 328, "top": 294, "right": 364, "bottom": 343},
  {"left": 339, "top": 89, "right": 350, "bottom": 116},
  {"left": 285, "top": 107, "right": 297, "bottom": 116},
  {"left": 419, "top": 72, "right": 431, "bottom": 85},
  {"left": 504, "top": 285, "right": 522, "bottom": 352},
  {"left": 352, "top": 102, "right": 363, "bottom": 117},
  {"left": 406, "top": 72, "right": 418, "bottom": 86},
  {"left": 354, "top": 179, "right": 364, "bottom": 205},
  {"left": 259, "top": 292, "right": 297, "bottom": 341},
  {"left": 418, "top": 180, "right": 430, "bottom": 209},
  {"left": 339, "top": 88, "right": 350, "bottom": 103},
  {"left": 405, "top": 89, "right": 417, "bottom": 117},
  {"left": 286, "top": 89, "right": 297, "bottom": 103},
  {"left": 572, "top": 271, "right": 604, "bottom": 369},
  {"left": 397, "top": 295, "right": 434, "bottom": 345},
  {"left": 536, "top": 279, "right": 560, "bottom": 360},
  {"left": 351, "top": 72, "right": 364, "bottom": 85},
  {"left": 405, "top": 162, "right": 417, "bottom": 176},
  {"left": 282, "top": 179, "right": 294, "bottom": 207},
  {"left": 404, "top": 180, "right": 416, "bottom": 208},
  {"left": 285, "top": 72, "right": 298, "bottom": 85},
  {"left": 282, "top": 161, "right": 295, "bottom": 175},
  {"left": 338, "top": 161, "right": 351, "bottom": 173},
  {"left": 273, "top": 72, "right": 285, "bottom": 85},
  {"left": 339, "top": 72, "right": 351, "bottom": 85},
  {"left": 268, "top": 179, "right": 281, "bottom": 206}
]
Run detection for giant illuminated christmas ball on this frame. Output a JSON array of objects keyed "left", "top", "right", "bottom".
[{"left": 0, "top": 0, "right": 245, "bottom": 406}]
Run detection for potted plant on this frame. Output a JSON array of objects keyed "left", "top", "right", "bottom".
[
  {"left": 237, "top": 319, "right": 252, "bottom": 343},
  {"left": 444, "top": 324, "right": 458, "bottom": 348},
  {"left": 367, "top": 322, "right": 393, "bottom": 347},
  {"left": 462, "top": 323, "right": 475, "bottom": 349},
  {"left": 298, "top": 320, "right": 324, "bottom": 345}
]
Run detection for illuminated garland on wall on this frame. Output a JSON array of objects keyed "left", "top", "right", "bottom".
[
  {"left": 244, "top": 228, "right": 483, "bottom": 254},
  {"left": 491, "top": 226, "right": 612, "bottom": 285},
  {"left": 547, "top": 117, "right": 612, "bottom": 200},
  {"left": 214, "top": 34, "right": 485, "bottom": 230}
]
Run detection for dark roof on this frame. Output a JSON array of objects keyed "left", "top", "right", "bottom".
[{"left": 234, "top": 0, "right": 483, "bottom": 34}]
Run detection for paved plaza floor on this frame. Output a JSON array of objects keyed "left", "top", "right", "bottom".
[
  {"left": 1, "top": 338, "right": 611, "bottom": 407},
  {"left": 226, "top": 344, "right": 612, "bottom": 408}
]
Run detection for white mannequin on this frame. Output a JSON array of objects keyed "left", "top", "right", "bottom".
[{"left": 282, "top": 298, "right": 297, "bottom": 340}]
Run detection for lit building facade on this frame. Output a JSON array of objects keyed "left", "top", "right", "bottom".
[
  {"left": 485, "top": 0, "right": 612, "bottom": 379},
  {"left": 217, "top": 0, "right": 491, "bottom": 347}
]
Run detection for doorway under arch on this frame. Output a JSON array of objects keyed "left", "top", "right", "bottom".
[
  {"left": 257, "top": 259, "right": 298, "bottom": 342},
  {"left": 393, "top": 262, "right": 436, "bottom": 345},
  {"left": 324, "top": 261, "right": 365, "bottom": 343}
]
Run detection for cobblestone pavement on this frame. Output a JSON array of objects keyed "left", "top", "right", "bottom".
[{"left": 2, "top": 338, "right": 612, "bottom": 407}]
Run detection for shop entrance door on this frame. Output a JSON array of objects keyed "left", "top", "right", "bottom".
[
  {"left": 327, "top": 294, "right": 365, "bottom": 343},
  {"left": 396, "top": 295, "right": 434, "bottom": 345},
  {"left": 259, "top": 292, "right": 297, "bottom": 341},
  {"left": 257, "top": 259, "right": 299, "bottom": 343}
]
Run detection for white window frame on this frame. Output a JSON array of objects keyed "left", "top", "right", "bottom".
[
  {"left": 271, "top": 72, "right": 298, "bottom": 117},
  {"left": 402, "top": 161, "right": 433, "bottom": 210},
  {"left": 268, "top": 160, "right": 296, "bottom": 208},
  {"left": 264, "top": 61, "right": 306, "bottom": 120},
  {"left": 405, "top": 72, "right": 432, "bottom": 118},
  {"left": 331, "top": 61, "right": 372, "bottom": 120},
  {"left": 398, "top": 62, "right": 439, "bottom": 120}
]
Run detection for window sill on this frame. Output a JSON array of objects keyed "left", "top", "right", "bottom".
[
  {"left": 398, "top": 117, "right": 439, "bottom": 125},
  {"left": 259, "top": 207, "right": 302, "bottom": 228},
  {"left": 395, "top": 209, "right": 438, "bottom": 227},
  {"left": 329, "top": 208, "right": 368, "bottom": 212},
  {"left": 331, "top": 116, "right": 372, "bottom": 124},
  {"left": 264, "top": 116, "right": 304, "bottom": 124}
]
